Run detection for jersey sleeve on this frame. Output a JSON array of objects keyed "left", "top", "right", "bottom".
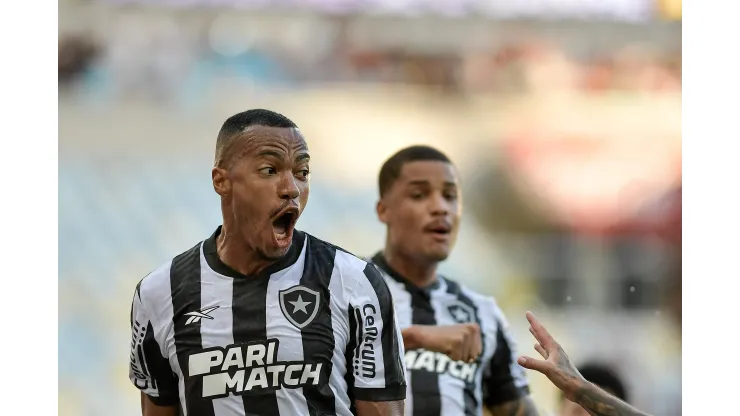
[
  {"left": 482, "top": 302, "right": 531, "bottom": 407},
  {"left": 345, "top": 262, "right": 407, "bottom": 402},
  {"left": 129, "top": 282, "right": 179, "bottom": 406}
]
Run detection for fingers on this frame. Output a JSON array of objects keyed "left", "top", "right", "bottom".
[
  {"left": 464, "top": 324, "right": 481, "bottom": 363},
  {"left": 534, "top": 343, "right": 548, "bottom": 359},
  {"left": 517, "top": 355, "right": 551, "bottom": 374},
  {"left": 525, "top": 311, "right": 557, "bottom": 351}
]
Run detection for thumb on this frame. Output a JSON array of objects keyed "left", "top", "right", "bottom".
[{"left": 517, "top": 356, "right": 550, "bottom": 374}]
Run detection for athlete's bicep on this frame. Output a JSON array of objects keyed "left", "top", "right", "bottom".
[
  {"left": 130, "top": 284, "right": 179, "bottom": 407},
  {"left": 355, "top": 399, "right": 405, "bottom": 416},
  {"left": 346, "top": 262, "right": 406, "bottom": 402},
  {"left": 141, "top": 393, "right": 179, "bottom": 416}
]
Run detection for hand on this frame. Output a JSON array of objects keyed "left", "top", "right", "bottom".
[
  {"left": 416, "top": 323, "right": 482, "bottom": 363},
  {"left": 516, "top": 311, "right": 585, "bottom": 402}
]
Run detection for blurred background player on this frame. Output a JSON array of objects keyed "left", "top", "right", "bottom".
[
  {"left": 59, "top": 2, "right": 681, "bottom": 415},
  {"left": 370, "top": 146, "right": 539, "bottom": 416},
  {"left": 559, "top": 363, "right": 628, "bottom": 416}
]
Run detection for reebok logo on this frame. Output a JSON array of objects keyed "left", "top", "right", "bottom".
[{"left": 184, "top": 306, "right": 219, "bottom": 325}]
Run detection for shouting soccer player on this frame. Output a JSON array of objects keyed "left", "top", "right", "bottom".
[
  {"left": 128, "top": 110, "right": 407, "bottom": 416},
  {"left": 369, "top": 146, "right": 539, "bottom": 416}
]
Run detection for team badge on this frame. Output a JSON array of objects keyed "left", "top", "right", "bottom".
[
  {"left": 447, "top": 302, "right": 475, "bottom": 324},
  {"left": 279, "top": 285, "right": 321, "bottom": 329}
]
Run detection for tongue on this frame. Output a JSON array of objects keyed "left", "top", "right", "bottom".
[{"left": 274, "top": 222, "right": 287, "bottom": 235}]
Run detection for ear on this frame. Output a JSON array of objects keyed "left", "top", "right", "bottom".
[
  {"left": 212, "top": 167, "right": 231, "bottom": 196},
  {"left": 376, "top": 198, "right": 389, "bottom": 224}
]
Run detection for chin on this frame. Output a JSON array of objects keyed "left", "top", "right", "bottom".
[
  {"left": 261, "top": 244, "right": 291, "bottom": 261},
  {"left": 424, "top": 249, "right": 450, "bottom": 263}
]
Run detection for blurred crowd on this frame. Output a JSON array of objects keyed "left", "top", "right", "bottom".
[{"left": 59, "top": 13, "right": 681, "bottom": 102}]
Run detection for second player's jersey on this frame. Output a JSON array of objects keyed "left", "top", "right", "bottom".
[
  {"left": 370, "top": 253, "right": 530, "bottom": 416},
  {"left": 128, "top": 227, "right": 406, "bottom": 416}
]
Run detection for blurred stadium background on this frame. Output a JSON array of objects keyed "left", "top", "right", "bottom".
[{"left": 59, "top": 0, "right": 681, "bottom": 415}]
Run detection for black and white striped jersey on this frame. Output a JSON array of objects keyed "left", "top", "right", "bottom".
[
  {"left": 128, "top": 227, "right": 406, "bottom": 416},
  {"left": 370, "top": 253, "right": 530, "bottom": 416}
]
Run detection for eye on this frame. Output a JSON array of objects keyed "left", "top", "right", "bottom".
[
  {"left": 410, "top": 193, "right": 425, "bottom": 200},
  {"left": 444, "top": 191, "right": 458, "bottom": 201},
  {"left": 259, "top": 167, "right": 277, "bottom": 175},
  {"left": 297, "top": 169, "right": 310, "bottom": 179}
]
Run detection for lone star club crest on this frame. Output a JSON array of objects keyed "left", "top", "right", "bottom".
[
  {"left": 447, "top": 302, "right": 475, "bottom": 324},
  {"left": 279, "top": 285, "right": 321, "bottom": 329}
]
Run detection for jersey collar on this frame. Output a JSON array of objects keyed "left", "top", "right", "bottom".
[
  {"left": 202, "top": 225, "right": 305, "bottom": 279},
  {"left": 371, "top": 251, "right": 442, "bottom": 296}
]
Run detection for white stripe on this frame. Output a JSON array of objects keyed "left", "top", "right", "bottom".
[
  {"left": 265, "top": 236, "right": 310, "bottom": 416},
  {"left": 339, "top": 251, "right": 388, "bottom": 389},
  {"left": 139, "top": 261, "right": 187, "bottom": 415},
  {"left": 199, "top": 247, "right": 243, "bottom": 414},
  {"left": 328, "top": 252, "right": 352, "bottom": 414},
  {"left": 381, "top": 275, "right": 414, "bottom": 416}
]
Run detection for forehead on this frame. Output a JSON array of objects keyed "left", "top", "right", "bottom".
[
  {"left": 397, "top": 160, "right": 458, "bottom": 185},
  {"left": 236, "top": 125, "right": 308, "bottom": 156}
]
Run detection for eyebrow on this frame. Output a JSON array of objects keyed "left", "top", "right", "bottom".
[
  {"left": 406, "top": 180, "right": 456, "bottom": 187},
  {"left": 257, "top": 150, "right": 284, "bottom": 159},
  {"left": 295, "top": 153, "right": 310, "bottom": 163}
]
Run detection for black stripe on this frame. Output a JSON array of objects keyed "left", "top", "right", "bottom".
[
  {"left": 170, "top": 243, "right": 215, "bottom": 416},
  {"left": 444, "top": 278, "right": 482, "bottom": 416},
  {"left": 297, "top": 237, "right": 338, "bottom": 416},
  {"left": 408, "top": 287, "right": 441, "bottom": 416},
  {"left": 483, "top": 317, "right": 531, "bottom": 406},
  {"left": 231, "top": 267, "right": 281, "bottom": 415},
  {"left": 344, "top": 304, "right": 359, "bottom": 415}
]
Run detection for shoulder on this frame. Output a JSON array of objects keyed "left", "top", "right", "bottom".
[
  {"left": 303, "top": 232, "right": 387, "bottom": 291},
  {"left": 304, "top": 232, "right": 376, "bottom": 277},
  {"left": 136, "top": 241, "right": 202, "bottom": 307},
  {"left": 441, "top": 276, "right": 501, "bottom": 317}
]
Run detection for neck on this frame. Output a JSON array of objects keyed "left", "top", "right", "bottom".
[
  {"left": 383, "top": 246, "right": 438, "bottom": 288},
  {"left": 216, "top": 223, "right": 274, "bottom": 277}
]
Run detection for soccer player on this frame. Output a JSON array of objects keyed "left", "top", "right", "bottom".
[
  {"left": 369, "top": 146, "right": 540, "bottom": 416},
  {"left": 518, "top": 311, "right": 652, "bottom": 416},
  {"left": 128, "top": 110, "right": 407, "bottom": 416},
  {"left": 558, "top": 363, "right": 628, "bottom": 416}
]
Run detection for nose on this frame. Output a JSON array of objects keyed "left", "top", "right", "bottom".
[
  {"left": 278, "top": 173, "right": 300, "bottom": 200},
  {"left": 429, "top": 193, "right": 450, "bottom": 216}
]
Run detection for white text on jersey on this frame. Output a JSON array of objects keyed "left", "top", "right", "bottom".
[
  {"left": 188, "top": 339, "right": 322, "bottom": 399},
  {"left": 405, "top": 349, "right": 478, "bottom": 383}
]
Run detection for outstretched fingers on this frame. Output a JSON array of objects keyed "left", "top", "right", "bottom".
[
  {"left": 517, "top": 355, "right": 550, "bottom": 374},
  {"left": 525, "top": 311, "right": 558, "bottom": 351}
]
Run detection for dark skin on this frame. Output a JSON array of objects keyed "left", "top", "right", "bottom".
[
  {"left": 141, "top": 126, "right": 404, "bottom": 416},
  {"left": 377, "top": 160, "right": 538, "bottom": 416},
  {"left": 518, "top": 312, "right": 652, "bottom": 416}
]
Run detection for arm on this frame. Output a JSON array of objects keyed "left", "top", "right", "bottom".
[
  {"left": 130, "top": 282, "right": 180, "bottom": 416},
  {"left": 401, "top": 324, "right": 482, "bottom": 362},
  {"left": 141, "top": 393, "right": 179, "bottom": 416},
  {"left": 482, "top": 303, "right": 540, "bottom": 416},
  {"left": 517, "top": 311, "right": 652, "bottom": 416},
  {"left": 571, "top": 383, "right": 651, "bottom": 416},
  {"left": 348, "top": 262, "right": 407, "bottom": 416},
  {"left": 355, "top": 400, "right": 405, "bottom": 416}
]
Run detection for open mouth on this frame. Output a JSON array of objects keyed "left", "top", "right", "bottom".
[
  {"left": 424, "top": 222, "right": 452, "bottom": 238},
  {"left": 272, "top": 208, "right": 298, "bottom": 242}
]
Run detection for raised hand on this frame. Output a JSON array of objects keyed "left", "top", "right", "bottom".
[{"left": 516, "top": 311, "right": 651, "bottom": 416}]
